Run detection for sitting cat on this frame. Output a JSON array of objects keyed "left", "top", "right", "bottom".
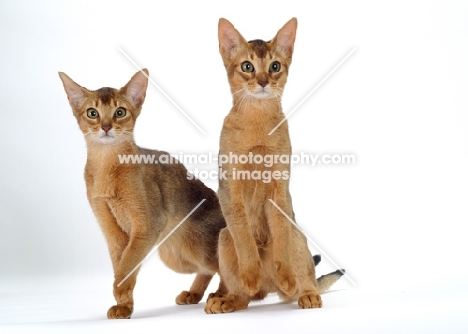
[
  {"left": 205, "top": 18, "right": 344, "bottom": 314},
  {"left": 58, "top": 69, "right": 228, "bottom": 319},
  {"left": 59, "top": 68, "right": 343, "bottom": 319}
]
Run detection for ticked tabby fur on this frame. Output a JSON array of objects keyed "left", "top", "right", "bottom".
[
  {"left": 205, "top": 18, "right": 344, "bottom": 314},
  {"left": 59, "top": 69, "right": 227, "bottom": 319},
  {"left": 59, "top": 67, "right": 342, "bottom": 319}
]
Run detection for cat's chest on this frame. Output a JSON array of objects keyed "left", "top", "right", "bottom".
[
  {"left": 88, "top": 176, "right": 117, "bottom": 198},
  {"left": 220, "top": 117, "right": 291, "bottom": 153},
  {"left": 84, "top": 164, "right": 122, "bottom": 199},
  {"left": 85, "top": 167, "right": 133, "bottom": 234}
]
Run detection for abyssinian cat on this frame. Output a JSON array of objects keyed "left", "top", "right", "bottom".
[
  {"left": 58, "top": 69, "right": 228, "bottom": 319},
  {"left": 205, "top": 18, "right": 344, "bottom": 314}
]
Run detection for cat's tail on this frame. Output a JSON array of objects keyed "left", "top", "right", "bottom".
[
  {"left": 313, "top": 254, "right": 345, "bottom": 294},
  {"left": 317, "top": 269, "right": 345, "bottom": 293}
]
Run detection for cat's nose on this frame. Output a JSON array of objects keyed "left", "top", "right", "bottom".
[
  {"left": 102, "top": 123, "right": 112, "bottom": 133},
  {"left": 257, "top": 76, "right": 268, "bottom": 88}
]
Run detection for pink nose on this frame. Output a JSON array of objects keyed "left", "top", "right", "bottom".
[
  {"left": 102, "top": 124, "right": 112, "bottom": 133},
  {"left": 258, "top": 78, "right": 268, "bottom": 87}
]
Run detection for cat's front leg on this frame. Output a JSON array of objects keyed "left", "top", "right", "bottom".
[
  {"left": 109, "top": 225, "right": 158, "bottom": 319},
  {"left": 89, "top": 198, "right": 136, "bottom": 318},
  {"left": 108, "top": 277, "right": 136, "bottom": 319},
  {"left": 89, "top": 199, "right": 129, "bottom": 272},
  {"left": 266, "top": 189, "right": 297, "bottom": 296},
  {"left": 107, "top": 201, "right": 163, "bottom": 319},
  {"left": 205, "top": 228, "right": 251, "bottom": 314},
  {"left": 219, "top": 188, "right": 263, "bottom": 296}
]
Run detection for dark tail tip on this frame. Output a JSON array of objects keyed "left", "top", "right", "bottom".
[
  {"left": 313, "top": 254, "right": 322, "bottom": 266},
  {"left": 335, "top": 269, "right": 346, "bottom": 276}
]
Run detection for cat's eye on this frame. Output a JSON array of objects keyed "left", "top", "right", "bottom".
[
  {"left": 241, "top": 61, "right": 254, "bottom": 73},
  {"left": 87, "top": 108, "right": 99, "bottom": 119},
  {"left": 269, "top": 61, "right": 281, "bottom": 73},
  {"left": 114, "top": 108, "right": 126, "bottom": 118}
]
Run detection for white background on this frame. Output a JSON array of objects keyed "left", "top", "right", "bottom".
[{"left": 1, "top": 0, "right": 468, "bottom": 333}]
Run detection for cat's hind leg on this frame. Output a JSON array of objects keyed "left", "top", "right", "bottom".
[
  {"left": 289, "top": 228, "right": 322, "bottom": 309},
  {"left": 207, "top": 276, "right": 228, "bottom": 301},
  {"left": 176, "top": 274, "right": 213, "bottom": 305}
]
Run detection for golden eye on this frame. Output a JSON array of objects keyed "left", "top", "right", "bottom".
[
  {"left": 269, "top": 61, "right": 281, "bottom": 72},
  {"left": 241, "top": 61, "right": 254, "bottom": 73},
  {"left": 114, "top": 107, "right": 126, "bottom": 118},
  {"left": 87, "top": 108, "right": 99, "bottom": 119}
]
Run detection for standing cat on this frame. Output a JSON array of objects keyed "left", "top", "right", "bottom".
[
  {"left": 205, "top": 18, "right": 343, "bottom": 314},
  {"left": 58, "top": 69, "right": 228, "bottom": 319}
]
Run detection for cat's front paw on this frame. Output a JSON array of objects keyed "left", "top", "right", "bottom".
[
  {"left": 239, "top": 265, "right": 262, "bottom": 296},
  {"left": 107, "top": 305, "right": 133, "bottom": 319},
  {"left": 275, "top": 261, "right": 297, "bottom": 296},
  {"left": 204, "top": 297, "right": 234, "bottom": 314},
  {"left": 298, "top": 292, "right": 322, "bottom": 309},
  {"left": 175, "top": 290, "right": 203, "bottom": 305},
  {"left": 204, "top": 296, "right": 248, "bottom": 314},
  {"left": 207, "top": 291, "right": 226, "bottom": 301}
]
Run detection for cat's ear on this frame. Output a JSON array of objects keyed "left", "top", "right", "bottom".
[
  {"left": 274, "top": 17, "right": 297, "bottom": 58},
  {"left": 58, "top": 72, "right": 88, "bottom": 110},
  {"left": 218, "top": 18, "right": 246, "bottom": 59},
  {"left": 121, "top": 69, "right": 149, "bottom": 108}
]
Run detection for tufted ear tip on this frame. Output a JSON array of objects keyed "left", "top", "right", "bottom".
[
  {"left": 274, "top": 18, "right": 298, "bottom": 58},
  {"left": 218, "top": 18, "right": 245, "bottom": 60},
  {"left": 58, "top": 71, "right": 87, "bottom": 110},
  {"left": 121, "top": 69, "right": 149, "bottom": 108}
]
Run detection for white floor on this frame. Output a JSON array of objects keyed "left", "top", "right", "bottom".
[{"left": 2, "top": 264, "right": 467, "bottom": 334}]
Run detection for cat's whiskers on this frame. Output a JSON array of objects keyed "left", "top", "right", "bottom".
[
  {"left": 233, "top": 88, "right": 285, "bottom": 114},
  {"left": 273, "top": 91, "right": 283, "bottom": 110},
  {"left": 240, "top": 92, "right": 251, "bottom": 114},
  {"left": 234, "top": 88, "right": 253, "bottom": 114},
  {"left": 237, "top": 91, "right": 253, "bottom": 114},
  {"left": 232, "top": 87, "right": 246, "bottom": 96},
  {"left": 83, "top": 131, "right": 96, "bottom": 146}
]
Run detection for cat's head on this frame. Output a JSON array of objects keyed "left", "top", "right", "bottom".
[
  {"left": 58, "top": 69, "right": 149, "bottom": 146},
  {"left": 218, "top": 18, "right": 297, "bottom": 101}
]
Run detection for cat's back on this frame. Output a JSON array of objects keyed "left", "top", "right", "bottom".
[
  {"left": 136, "top": 146, "right": 192, "bottom": 189},
  {"left": 136, "top": 146, "right": 221, "bottom": 217}
]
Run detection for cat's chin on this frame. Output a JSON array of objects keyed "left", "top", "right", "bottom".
[
  {"left": 96, "top": 135, "right": 118, "bottom": 145},
  {"left": 249, "top": 91, "right": 273, "bottom": 100},
  {"left": 248, "top": 87, "right": 274, "bottom": 100}
]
